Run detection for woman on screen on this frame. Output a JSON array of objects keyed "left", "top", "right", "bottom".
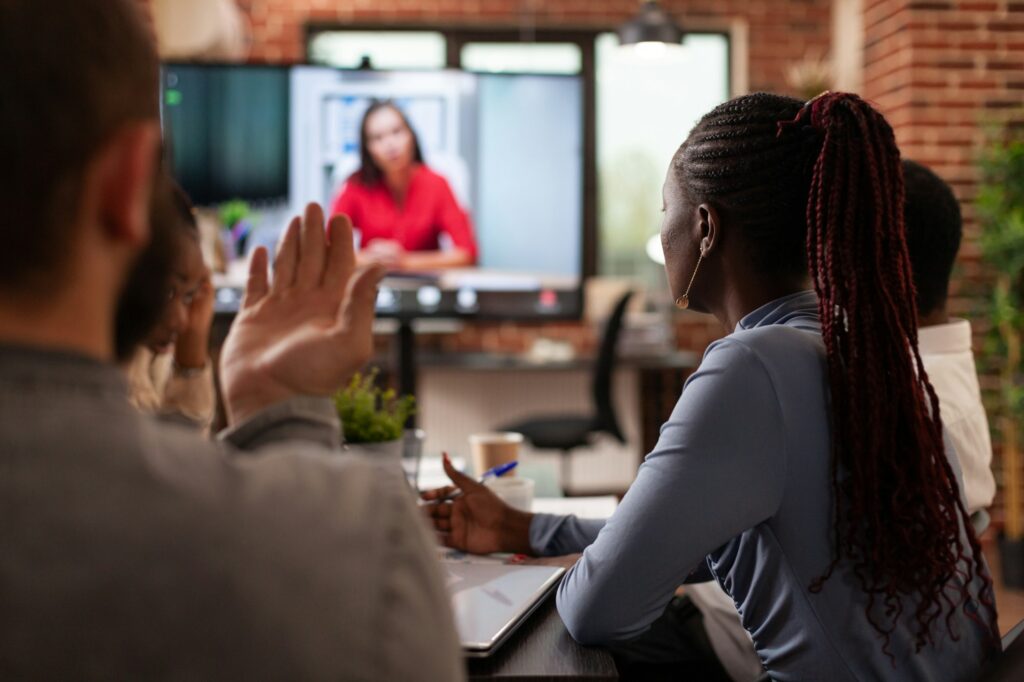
[{"left": 331, "top": 100, "right": 478, "bottom": 270}]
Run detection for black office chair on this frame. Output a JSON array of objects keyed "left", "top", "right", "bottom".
[{"left": 499, "top": 291, "right": 634, "bottom": 494}]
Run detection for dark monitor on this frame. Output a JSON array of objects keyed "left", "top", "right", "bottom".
[{"left": 161, "top": 64, "right": 290, "bottom": 205}]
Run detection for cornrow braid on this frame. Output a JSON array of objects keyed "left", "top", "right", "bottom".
[
  {"left": 674, "top": 92, "right": 998, "bottom": 655},
  {"left": 676, "top": 94, "right": 822, "bottom": 277}
]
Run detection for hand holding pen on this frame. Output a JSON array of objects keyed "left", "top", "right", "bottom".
[
  {"left": 435, "top": 459, "right": 518, "bottom": 502},
  {"left": 419, "top": 453, "right": 534, "bottom": 556}
]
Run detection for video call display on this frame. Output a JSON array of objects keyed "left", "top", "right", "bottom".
[{"left": 161, "top": 64, "right": 584, "bottom": 319}]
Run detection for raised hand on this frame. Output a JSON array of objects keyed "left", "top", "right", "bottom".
[
  {"left": 219, "top": 203, "right": 385, "bottom": 425},
  {"left": 421, "top": 454, "right": 535, "bottom": 556}
]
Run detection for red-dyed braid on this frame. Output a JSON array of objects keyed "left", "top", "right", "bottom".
[{"left": 790, "top": 92, "right": 998, "bottom": 653}]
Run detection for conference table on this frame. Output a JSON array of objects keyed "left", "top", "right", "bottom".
[{"left": 466, "top": 596, "right": 618, "bottom": 681}]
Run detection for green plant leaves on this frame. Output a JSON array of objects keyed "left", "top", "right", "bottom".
[{"left": 333, "top": 369, "right": 416, "bottom": 444}]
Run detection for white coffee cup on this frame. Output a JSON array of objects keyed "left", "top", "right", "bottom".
[
  {"left": 469, "top": 432, "right": 523, "bottom": 477},
  {"left": 485, "top": 476, "right": 535, "bottom": 512}
]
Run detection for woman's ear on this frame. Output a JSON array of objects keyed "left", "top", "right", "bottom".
[{"left": 697, "top": 203, "right": 720, "bottom": 256}]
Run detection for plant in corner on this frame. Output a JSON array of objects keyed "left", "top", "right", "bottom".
[
  {"left": 333, "top": 369, "right": 416, "bottom": 454},
  {"left": 976, "top": 121, "right": 1024, "bottom": 586}
]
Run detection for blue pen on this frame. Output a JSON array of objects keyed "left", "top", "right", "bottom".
[
  {"left": 437, "top": 460, "right": 518, "bottom": 502},
  {"left": 481, "top": 460, "right": 518, "bottom": 480}
]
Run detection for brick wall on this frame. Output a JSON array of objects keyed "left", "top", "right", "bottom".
[
  {"left": 862, "top": 0, "right": 1021, "bottom": 530},
  {"left": 862, "top": 0, "right": 1020, "bottom": 303}
]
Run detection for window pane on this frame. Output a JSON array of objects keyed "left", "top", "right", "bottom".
[
  {"left": 461, "top": 43, "right": 582, "bottom": 75},
  {"left": 308, "top": 31, "right": 446, "bottom": 70},
  {"left": 596, "top": 32, "right": 729, "bottom": 284}
]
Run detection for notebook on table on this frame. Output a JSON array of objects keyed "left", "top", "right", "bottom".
[{"left": 442, "top": 552, "right": 565, "bottom": 658}]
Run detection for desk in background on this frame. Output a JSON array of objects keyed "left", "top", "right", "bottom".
[{"left": 389, "top": 350, "right": 699, "bottom": 491}]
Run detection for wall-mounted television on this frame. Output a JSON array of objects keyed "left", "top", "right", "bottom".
[{"left": 160, "top": 63, "right": 585, "bottom": 320}]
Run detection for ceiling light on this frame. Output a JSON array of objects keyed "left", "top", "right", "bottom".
[{"left": 617, "top": 1, "right": 684, "bottom": 47}]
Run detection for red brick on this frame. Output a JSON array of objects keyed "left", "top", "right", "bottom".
[{"left": 989, "top": 20, "right": 1024, "bottom": 31}]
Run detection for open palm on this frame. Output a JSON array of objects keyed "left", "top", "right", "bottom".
[{"left": 220, "top": 204, "right": 383, "bottom": 425}]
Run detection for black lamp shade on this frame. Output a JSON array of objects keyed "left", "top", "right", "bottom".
[{"left": 617, "top": 1, "right": 684, "bottom": 45}]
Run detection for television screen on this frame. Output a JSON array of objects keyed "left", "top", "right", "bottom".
[{"left": 160, "top": 64, "right": 584, "bottom": 319}]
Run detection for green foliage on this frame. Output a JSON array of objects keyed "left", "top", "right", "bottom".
[
  {"left": 333, "top": 369, "right": 415, "bottom": 444},
  {"left": 977, "top": 135, "right": 1024, "bottom": 279},
  {"left": 218, "top": 199, "right": 251, "bottom": 231},
  {"left": 977, "top": 136, "right": 1024, "bottom": 316},
  {"left": 976, "top": 123, "right": 1024, "bottom": 420},
  {"left": 976, "top": 121, "right": 1024, "bottom": 535}
]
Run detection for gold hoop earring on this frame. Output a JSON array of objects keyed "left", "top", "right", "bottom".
[{"left": 675, "top": 250, "right": 705, "bottom": 310}]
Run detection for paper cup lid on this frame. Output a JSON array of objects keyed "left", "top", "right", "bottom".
[{"left": 469, "top": 432, "right": 524, "bottom": 445}]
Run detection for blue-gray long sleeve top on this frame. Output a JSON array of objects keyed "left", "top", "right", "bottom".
[{"left": 529, "top": 291, "right": 993, "bottom": 681}]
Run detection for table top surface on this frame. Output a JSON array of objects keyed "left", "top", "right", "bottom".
[
  {"left": 466, "top": 595, "right": 618, "bottom": 681},
  {"left": 413, "top": 350, "right": 700, "bottom": 372}
]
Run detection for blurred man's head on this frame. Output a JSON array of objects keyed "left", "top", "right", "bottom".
[
  {"left": 0, "top": 0, "right": 160, "bottom": 306},
  {"left": 902, "top": 159, "right": 963, "bottom": 325}
]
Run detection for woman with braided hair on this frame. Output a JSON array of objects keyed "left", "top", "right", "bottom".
[{"left": 423, "top": 92, "right": 998, "bottom": 680}]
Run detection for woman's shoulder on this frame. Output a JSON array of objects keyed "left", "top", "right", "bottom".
[
  {"left": 414, "top": 164, "right": 454, "bottom": 190},
  {"left": 700, "top": 325, "right": 824, "bottom": 383},
  {"left": 708, "top": 325, "right": 826, "bottom": 399},
  {"left": 333, "top": 175, "right": 379, "bottom": 214},
  {"left": 339, "top": 173, "right": 376, "bottom": 196}
]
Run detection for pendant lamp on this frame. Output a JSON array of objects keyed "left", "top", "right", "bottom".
[{"left": 616, "top": 1, "right": 684, "bottom": 46}]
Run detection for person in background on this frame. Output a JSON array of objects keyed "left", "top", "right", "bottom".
[
  {"left": 331, "top": 100, "right": 478, "bottom": 270},
  {"left": 116, "top": 172, "right": 215, "bottom": 427},
  {"left": 425, "top": 92, "right": 999, "bottom": 681},
  {"left": 903, "top": 158, "right": 996, "bottom": 514},
  {"left": 0, "top": 2, "right": 463, "bottom": 679}
]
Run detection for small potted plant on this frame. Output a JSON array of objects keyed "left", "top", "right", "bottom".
[
  {"left": 334, "top": 369, "right": 416, "bottom": 459},
  {"left": 977, "top": 122, "right": 1024, "bottom": 586},
  {"left": 218, "top": 198, "right": 252, "bottom": 260}
]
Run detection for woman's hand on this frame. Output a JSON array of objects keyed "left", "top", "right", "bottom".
[
  {"left": 173, "top": 269, "right": 214, "bottom": 370},
  {"left": 421, "top": 454, "right": 535, "bottom": 556},
  {"left": 361, "top": 239, "right": 405, "bottom": 269}
]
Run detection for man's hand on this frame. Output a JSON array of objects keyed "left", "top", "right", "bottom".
[
  {"left": 421, "top": 454, "right": 535, "bottom": 556},
  {"left": 220, "top": 203, "right": 384, "bottom": 425}
]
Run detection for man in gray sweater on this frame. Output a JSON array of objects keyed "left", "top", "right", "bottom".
[{"left": 0, "top": 1, "right": 462, "bottom": 679}]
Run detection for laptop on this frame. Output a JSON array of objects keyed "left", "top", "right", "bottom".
[{"left": 444, "top": 559, "right": 565, "bottom": 658}]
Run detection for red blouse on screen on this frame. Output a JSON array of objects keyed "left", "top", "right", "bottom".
[{"left": 330, "top": 164, "right": 478, "bottom": 263}]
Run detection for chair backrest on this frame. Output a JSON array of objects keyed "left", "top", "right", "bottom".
[
  {"left": 591, "top": 290, "right": 633, "bottom": 443},
  {"left": 978, "top": 617, "right": 1024, "bottom": 681}
]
